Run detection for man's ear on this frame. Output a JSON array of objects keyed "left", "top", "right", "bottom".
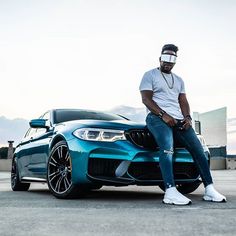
[{"left": 159, "top": 57, "right": 161, "bottom": 62}]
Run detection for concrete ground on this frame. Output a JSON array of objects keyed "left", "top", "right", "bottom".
[{"left": 0, "top": 170, "right": 235, "bottom": 236}]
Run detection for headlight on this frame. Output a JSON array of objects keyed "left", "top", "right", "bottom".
[{"left": 73, "top": 128, "right": 126, "bottom": 142}]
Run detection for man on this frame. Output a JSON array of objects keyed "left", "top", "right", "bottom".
[{"left": 139, "top": 44, "right": 226, "bottom": 205}]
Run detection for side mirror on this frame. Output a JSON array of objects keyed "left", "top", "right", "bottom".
[{"left": 29, "top": 119, "right": 49, "bottom": 129}]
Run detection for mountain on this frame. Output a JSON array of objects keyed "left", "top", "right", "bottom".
[{"left": 0, "top": 116, "right": 29, "bottom": 146}]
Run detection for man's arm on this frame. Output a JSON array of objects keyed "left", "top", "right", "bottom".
[
  {"left": 140, "top": 90, "right": 177, "bottom": 127},
  {"left": 178, "top": 93, "right": 190, "bottom": 117},
  {"left": 178, "top": 93, "right": 192, "bottom": 129}
]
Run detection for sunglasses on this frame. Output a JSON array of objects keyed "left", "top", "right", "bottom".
[{"left": 160, "top": 54, "right": 177, "bottom": 63}]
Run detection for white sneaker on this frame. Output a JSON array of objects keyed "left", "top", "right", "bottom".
[
  {"left": 115, "top": 161, "right": 131, "bottom": 177},
  {"left": 163, "top": 187, "right": 192, "bottom": 205},
  {"left": 203, "top": 184, "right": 227, "bottom": 202}
]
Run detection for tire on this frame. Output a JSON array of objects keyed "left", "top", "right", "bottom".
[
  {"left": 159, "top": 181, "right": 201, "bottom": 194},
  {"left": 11, "top": 157, "right": 30, "bottom": 191},
  {"left": 47, "top": 140, "right": 86, "bottom": 199}
]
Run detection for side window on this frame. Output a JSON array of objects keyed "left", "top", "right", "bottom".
[
  {"left": 36, "top": 111, "right": 51, "bottom": 136},
  {"left": 41, "top": 111, "right": 50, "bottom": 122},
  {"left": 24, "top": 128, "right": 37, "bottom": 138},
  {"left": 36, "top": 128, "right": 47, "bottom": 136}
]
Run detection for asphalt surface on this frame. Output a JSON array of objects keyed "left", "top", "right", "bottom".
[{"left": 0, "top": 171, "right": 236, "bottom": 236}]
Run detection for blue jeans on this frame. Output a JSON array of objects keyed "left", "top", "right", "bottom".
[{"left": 146, "top": 112, "right": 213, "bottom": 189}]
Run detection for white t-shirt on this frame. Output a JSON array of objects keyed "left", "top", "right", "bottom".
[{"left": 139, "top": 68, "right": 185, "bottom": 119}]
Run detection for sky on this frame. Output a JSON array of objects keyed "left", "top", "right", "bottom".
[{"left": 0, "top": 0, "right": 236, "bottom": 120}]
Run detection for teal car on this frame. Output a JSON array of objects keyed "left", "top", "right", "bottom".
[{"left": 11, "top": 109, "right": 209, "bottom": 199}]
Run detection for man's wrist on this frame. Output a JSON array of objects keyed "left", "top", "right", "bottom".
[
  {"left": 158, "top": 110, "right": 166, "bottom": 119},
  {"left": 185, "top": 115, "right": 192, "bottom": 120}
]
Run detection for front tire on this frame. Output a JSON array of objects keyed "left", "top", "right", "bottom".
[
  {"left": 11, "top": 157, "right": 30, "bottom": 191},
  {"left": 47, "top": 141, "right": 85, "bottom": 199}
]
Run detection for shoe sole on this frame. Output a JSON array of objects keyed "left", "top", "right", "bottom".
[
  {"left": 203, "top": 196, "right": 227, "bottom": 202},
  {"left": 163, "top": 199, "right": 192, "bottom": 205}
]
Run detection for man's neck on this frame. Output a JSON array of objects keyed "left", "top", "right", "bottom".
[{"left": 159, "top": 67, "right": 172, "bottom": 74}]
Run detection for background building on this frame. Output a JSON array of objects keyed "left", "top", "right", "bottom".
[{"left": 193, "top": 107, "right": 234, "bottom": 169}]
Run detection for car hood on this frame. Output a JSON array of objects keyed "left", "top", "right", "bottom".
[{"left": 56, "top": 119, "right": 146, "bottom": 131}]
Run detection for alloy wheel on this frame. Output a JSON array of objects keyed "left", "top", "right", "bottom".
[{"left": 48, "top": 143, "right": 72, "bottom": 194}]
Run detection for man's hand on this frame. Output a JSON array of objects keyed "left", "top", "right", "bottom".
[
  {"left": 181, "top": 117, "right": 192, "bottom": 130},
  {"left": 162, "top": 113, "right": 177, "bottom": 127}
]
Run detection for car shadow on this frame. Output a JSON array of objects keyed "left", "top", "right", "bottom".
[
  {"left": 26, "top": 184, "right": 165, "bottom": 200},
  {"left": 26, "top": 186, "right": 203, "bottom": 201},
  {"left": 86, "top": 189, "right": 163, "bottom": 200}
]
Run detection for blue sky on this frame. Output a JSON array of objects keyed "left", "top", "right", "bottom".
[{"left": 0, "top": 0, "right": 235, "bottom": 119}]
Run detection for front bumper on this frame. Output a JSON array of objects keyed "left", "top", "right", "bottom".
[{"left": 67, "top": 138, "right": 205, "bottom": 186}]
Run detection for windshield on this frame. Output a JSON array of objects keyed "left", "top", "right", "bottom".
[{"left": 54, "top": 109, "right": 127, "bottom": 124}]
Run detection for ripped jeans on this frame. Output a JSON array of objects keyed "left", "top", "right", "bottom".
[{"left": 146, "top": 112, "right": 213, "bottom": 189}]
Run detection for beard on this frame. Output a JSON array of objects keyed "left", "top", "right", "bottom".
[{"left": 160, "top": 64, "right": 173, "bottom": 73}]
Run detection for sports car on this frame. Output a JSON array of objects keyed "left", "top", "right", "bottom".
[{"left": 11, "top": 109, "right": 210, "bottom": 198}]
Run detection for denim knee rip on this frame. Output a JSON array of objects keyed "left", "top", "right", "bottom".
[{"left": 163, "top": 149, "right": 174, "bottom": 155}]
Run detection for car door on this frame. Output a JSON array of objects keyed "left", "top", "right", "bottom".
[
  {"left": 27, "top": 111, "right": 54, "bottom": 179},
  {"left": 16, "top": 127, "right": 37, "bottom": 178}
]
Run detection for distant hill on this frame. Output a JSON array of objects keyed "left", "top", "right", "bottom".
[{"left": 0, "top": 116, "right": 29, "bottom": 146}]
